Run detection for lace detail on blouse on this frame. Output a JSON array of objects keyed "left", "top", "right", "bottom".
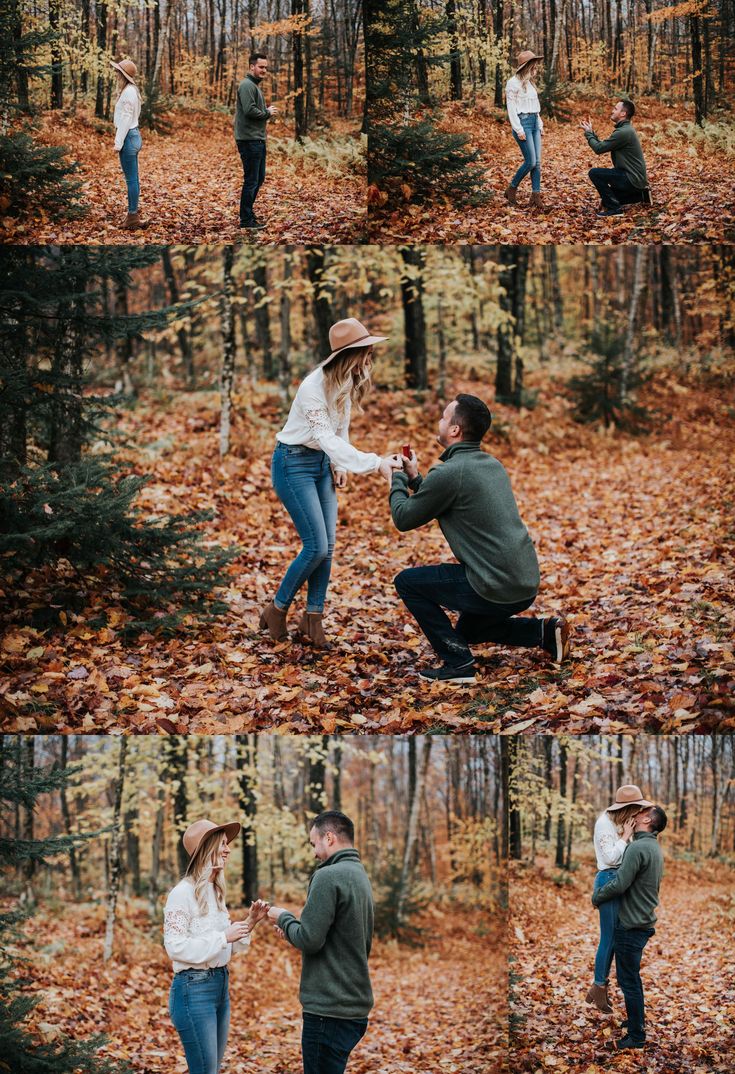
[
  {"left": 304, "top": 405, "right": 337, "bottom": 442},
  {"left": 164, "top": 908, "right": 191, "bottom": 937}
]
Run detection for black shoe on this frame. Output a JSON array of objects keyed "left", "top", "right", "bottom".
[
  {"left": 419, "top": 661, "right": 476, "bottom": 684},
  {"left": 615, "top": 1035, "right": 645, "bottom": 1051},
  {"left": 240, "top": 217, "right": 266, "bottom": 230},
  {"left": 541, "top": 616, "right": 571, "bottom": 662},
  {"left": 596, "top": 206, "right": 624, "bottom": 217}
]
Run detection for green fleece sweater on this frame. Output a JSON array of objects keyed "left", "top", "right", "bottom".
[
  {"left": 234, "top": 75, "right": 272, "bottom": 141},
  {"left": 592, "top": 832, "right": 663, "bottom": 929},
  {"left": 584, "top": 119, "right": 648, "bottom": 189},
  {"left": 277, "top": 848, "right": 374, "bottom": 1020},
  {"left": 389, "top": 442, "right": 540, "bottom": 604}
]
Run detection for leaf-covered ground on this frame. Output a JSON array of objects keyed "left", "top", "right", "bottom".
[
  {"left": 508, "top": 855, "right": 735, "bottom": 1073},
  {"left": 2, "top": 109, "right": 366, "bottom": 245},
  {"left": 369, "top": 97, "right": 735, "bottom": 245},
  {"left": 12, "top": 899, "right": 506, "bottom": 1074},
  {"left": 1, "top": 373, "right": 734, "bottom": 733}
]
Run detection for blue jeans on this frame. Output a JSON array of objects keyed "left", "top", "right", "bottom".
[
  {"left": 169, "top": 966, "right": 230, "bottom": 1074},
  {"left": 394, "top": 562, "right": 538, "bottom": 667},
  {"left": 593, "top": 868, "right": 620, "bottom": 986},
  {"left": 237, "top": 138, "right": 266, "bottom": 223},
  {"left": 271, "top": 442, "right": 338, "bottom": 613},
  {"left": 302, "top": 1013, "right": 368, "bottom": 1074},
  {"left": 511, "top": 113, "right": 542, "bottom": 192},
  {"left": 588, "top": 167, "right": 642, "bottom": 210},
  {"left": 614, "top": 925, "right": 655, "bottom": 1043},
  {"left": 119, "top": 127, "right": 142, "bottom": 213}
]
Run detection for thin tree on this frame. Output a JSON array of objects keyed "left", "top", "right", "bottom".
[{"left": 103, "top": 737, "right": 127, "bottom": 962}]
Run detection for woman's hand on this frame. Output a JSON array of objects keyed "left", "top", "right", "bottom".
[
  {"left": 378, "top": 456, "right": 403, "bottom": 484},
  {"left": 332, "top": 468, "right": 347, "bottom": 489},
  {"left": 245, "top": 898, "right": 271, "bottom": 931},
  {"left": 622, "top": 818, "right": 636, "bottom": 841},
  {"left": 225, "top": 920, "right": 251, "bottom": 943},
  {"left": 517, "top": 131, "right": 526, "bottom": 141}
]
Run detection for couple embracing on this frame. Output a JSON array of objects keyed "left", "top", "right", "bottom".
[
  {"left": 164, "top": 810, "right": 372, "bottom": 1074},
  {"left": 504, "top": 50, "right": 650, "bottom": 219},
  {"left": 258, "top": 317, "right": 571, "bottom": 684}
]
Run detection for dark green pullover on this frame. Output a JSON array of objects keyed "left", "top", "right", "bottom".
[
  {"left": 584, "top": 119, "right": 649, "bottom": 189},
  {"left": 234, "top": 74, "right": 272, "bottom": 141},
  {"left": 389, "top": 442, "right": 540, "bottom": 604},
  {"left": 278, "top": 848, "right": 374, "bottom": 1020},
  {"left": 592, "top": 832, "right": 663, "bottom": 930}
]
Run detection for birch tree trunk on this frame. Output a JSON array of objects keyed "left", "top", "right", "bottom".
[
  {"left": 397, "top": 737, "right": 432, "bottom": 923},
  {"left": 620, "top": 246, "right": 647, "bottom": 406},
  {"left": 103, "top": 737, "right": 128, "bottom": 962}
]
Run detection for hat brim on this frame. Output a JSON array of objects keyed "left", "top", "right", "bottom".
[
  {"left": 110, "top": 61, "right": 137, "bottom": 85},
  {"left": 318, "top": 334, "right": 389, "bottom": 369},
  {"left": 188, "top": 821, "right": 241, "bottom": 858},
  {"left": 607, "top": 799, "right": 653, "bottom": 812},
  {"left": 515, "top": 55, "right": 543, "bottom": 74}
]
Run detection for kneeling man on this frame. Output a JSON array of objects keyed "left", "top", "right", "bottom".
[
  {"left": 388, "top": 394, "right": 570, "bottom": 683},
  {"left": 582, "top": 100, "right": 649, "bottom": 217}
]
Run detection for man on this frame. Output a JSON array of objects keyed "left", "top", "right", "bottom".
[
  {"left": 234, "top": 53, "right": 278, "bottom": 230},
  {"left": 268, "top": 810, "right": 373, "bottom": 1074},
  {"left": 592, "top": 804, "right": 667, "bottom": 1051},
  {"left": 388, "top": 393, "right": 570, "bottom": 684},
  {"left": 581, "top": 100, "right": 649, "bottom": 218}
]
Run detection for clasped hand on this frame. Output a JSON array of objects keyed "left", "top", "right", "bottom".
[
  {"left": 225, "top": 898, "right": 270, "bottom": 942},
  {"left": 379, "top": 449, "right": 419, "bottom": 485}
]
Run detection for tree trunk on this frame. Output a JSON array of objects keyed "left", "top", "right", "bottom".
[
  {"left": 397, "top": 737, "right": 432, "bottom": 923},
  {"left": 161, "top": 249, "right": 195, "bottom": 386},
  {"left": 306, "top": 246, "right": 334, "bottom": 356},
  {"left": 237, "top": 734, "right": 259, "bottom": 903},
  {"left": 508, "top": 736, "right": 522, "bottom": 860},
  {"left": 59, "top": 738, "right": 81, "bottom": 899},
  {"left": 446, "top": 1, "right": 463, "bottom": 99},
  {"left": 293, "top": 0, "right": 307, "bottom": 139},
  {"left": 621, "top": 246, "right": 647, "bottom": 406},
  {"left": 400, "top": 247, "right": 428, "bottom": 389},
  {"left": 49, "top": 0, "right": 64, "bottom": 108},
  {"left": 103, "top": 737, "right": 127, "bottom": 962},
  {"left": 555, "top": 740, "right": 567, "bottom": 869},
  {"left": 219, "top": 246, "right": 236, "bottom": 457},
  {"left": 95, "top": 1, "right": 109, "bottom": 119}
]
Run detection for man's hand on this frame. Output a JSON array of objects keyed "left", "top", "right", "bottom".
[
  {"left": 272, "top": 925, "right": 286, "bottom": 941},
  {"left": 332, "top": 468, "right": 347, "bottom": 489},
  {"left": 379, "top": 455, "right": 403, "bottom": 485},
  {"left": 402, "top": 449, "right": 419, "bottom": 481},
  {"left": 581, "top": 119, "right": 593, "bottom": 133},
  {"left": 267, "top": 905, "right": 286, "bottom": 922},
  {"left": 268, "top": 105, "right": 279, "bottom": 117}
]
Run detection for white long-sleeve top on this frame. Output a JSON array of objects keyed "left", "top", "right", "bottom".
[
  {"left": 163, "top": 878, "right": 251, "bottom": 973},
  {"left": 505, "top": 75, "right": 543, "bottom": 137},
  {"left": 113, "top": 84, "right": 141, "bottom": 151},
  {"left": 593, "top": 812, "right": 628, "bottom": 871},
  {"left": 276, "top": 367, "right": 382, "bottom": 474}
]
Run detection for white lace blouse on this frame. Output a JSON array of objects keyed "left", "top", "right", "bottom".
[
  {"left": 163, "top": 878, "right": 251, "bottom": 973},
  {"left": 505, "top": 76, "right": 543, "bottom": 137},
  {"left": 593, "top": 812, "right": 628, "bottom": 871},
  {"left": 276, "top": 367, "right": 382, "bottom": 474},
  {"left": 113, "top": 84, "right": 141, "bottom": 151}
]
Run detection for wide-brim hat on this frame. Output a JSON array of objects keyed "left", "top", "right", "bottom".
[
  {"left": 317, "top": 317, "right": 389, "bottom": 370},
  {"left": 515, "top": 50, "right": 543, "bottom": 74},
  {"left": 110, "top": 58, "right": 138, "bottom": 86},
  {"left": 607, "top": 785, "right": 653, "bottom": 812},
  {"left": 183, "top": 818, "right": 241, "bottom": 859}
]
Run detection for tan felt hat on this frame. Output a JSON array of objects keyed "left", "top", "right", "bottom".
[
  {"left": 607, "top": 785, "right": 654, "bottom": 812},
  {"left": 317, "top": 318, "right": 389, "bottom": 369},
  {"left": 516, "top": 50, "right": 543, "bottom": 74},
  {"left": 111, "top": 58, "right": 138, "bottom": 85},
  {"left": 183, "top": 818, "right": 241, "bottom": 858}
]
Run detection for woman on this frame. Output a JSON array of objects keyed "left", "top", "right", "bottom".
[
  {"left": 164, "top": 819, "right": 270, "bottom": 1074},
  {"left": 586, "top": 785, "right": 653, "bottom": 1013},
  {"left": 504, "top": 50, "right": 545, "bottom": 211},
  {"left": 111, "top": 58, "right": 147, "bottom": 230},
  {"left": 260, "top": 317, "right": 399, "bottom": 649}
]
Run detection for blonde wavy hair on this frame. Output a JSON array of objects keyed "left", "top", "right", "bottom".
[
  {"left": 185, "top": 830, "right": 227, "bottom": 915},
  {"left": 519, "top": 61, "right": 539, "bottom": 88},
  {"left": 607, "top": 804, "right": 643, "bottom": 832},
  {"left": 323, "top": 345, "right": 374, "bottom": 416}
]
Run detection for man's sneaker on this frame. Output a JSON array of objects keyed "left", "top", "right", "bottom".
[
  {"left": 541, "top": 616, "right": 571, "bottom": 662},
  {"left": 240, "top": 217, "right": 266, "bottom": 230},
  {"left": 419, "top": 661, "right": 476, "bottom": 684},
  {"left": 596, "top": 206, "right": 624, "bottom": 217},
  {"left": 614, "top": 1035, "right": 645, "bottom": 1051}
]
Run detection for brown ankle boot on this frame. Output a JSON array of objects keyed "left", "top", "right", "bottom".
[
  {"left": 529, "top": 191, "right": 546, "bottom": 212},
  {"left": 259, "top": 601, "right": 289, "bottom": 641},
  {"left": 585, "top": 983, "right": 613, "bottom": 1014},
  {"left": 504, "top": 185, "right": 518, "bottom": 206},
  {"left": 122, "top": 211, "right": 150, "bottom": 230},
  {"left": 297, "top": 611, "right": 330, "bottom": 649}
]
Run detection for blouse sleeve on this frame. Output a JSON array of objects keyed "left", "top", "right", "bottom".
[
  {"left": 505, "top": 79, "right": 523, "bottom": 137},
  {"left": 299, "top": 380, "right": 381, "bottom": 475},
  {"left": 597, "top": 830, "right": 627, "bottom": 867},
  {"left": 163, "top": 888, "right": 229, "bottom": 966},
  {"left": 114, "top": 91, "right": 137, "bottom": 151}
]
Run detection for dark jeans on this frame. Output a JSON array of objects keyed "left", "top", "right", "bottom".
[
  {"left": 394, "top": 563, "right": 539, "bottom": 667},
  {"left": 593, "top": 869, "right": 620, "bottom": 986},
  {"left": 302, "top": 1013, "right": 368, "bottom": 1074},
  {"left": 271, "top": 442, "right": 338, "bottom": 613},
  {"left": 119, "top": 127, "right": 142, "bottom": 213},
  {"left": 614, "top": 925, "right": 655, "bottom": 1043},
  {"left": 588, "top": 167, "right": 643, "bottom": 210},
  {"left": 169, "top": 966, "right": 229, "bottom": 1074},
  {"left": 237, "top": 138, "right": 266, "bottom": 223}
]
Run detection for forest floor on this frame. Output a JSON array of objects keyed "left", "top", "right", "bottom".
[
  {"left": 1, "top": 370, "right": 734, "bottom": 733},
  {"left": 368, "top": 96, "right": 735, "bottom": 245},
  {"left": 2, "top": 108, "right": 366, "bottom": 245},
  {"left": 12, "top": 899, "right": 506, "bottom": 1074},
  {"left": 508, "top": 854, "right": 735, "bottom": 1073}
]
